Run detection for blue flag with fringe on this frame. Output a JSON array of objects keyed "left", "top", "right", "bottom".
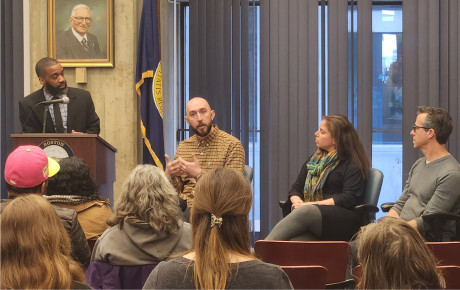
[{"left": 136, "top": 0, "right": 165, "bottom": 169}]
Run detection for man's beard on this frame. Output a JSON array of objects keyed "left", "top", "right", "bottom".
[
  {"left": 45, "top": 81, "right": 68, "bottom": 96},
  {"left": 191, "top": 122, "right": 213, "bottom": 137}
]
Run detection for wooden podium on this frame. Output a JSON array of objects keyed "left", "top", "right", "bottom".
[{"left": 11, "top": 134, "right": 117, "bottom": 205}]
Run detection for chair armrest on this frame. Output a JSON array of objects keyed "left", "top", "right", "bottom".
[
  {"left": 325, "top": 279, "right": 356, "bottom": 289},
  {"left": 279, "top": 200, "right": 292, "bottom": 218},
  {"left": 422, "top": 212, "right": 460, "bottom": 241},
  {"left": 422, "top": 212, "right": 460, "bottom": 222},
  {"left": 380, "top": 202, "right": 395, "bottom": 212},
  {"left": 354, "top": 204, "right": 379, "bottom": 213},
  {"left": 354, "top": 204, "right": 380, "bottom": 226}
]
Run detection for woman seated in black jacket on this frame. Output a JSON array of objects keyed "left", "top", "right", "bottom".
[{"left": 266, "top": 114, "right": 370, "bottom": 241}]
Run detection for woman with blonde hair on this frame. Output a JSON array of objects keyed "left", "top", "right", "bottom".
[
  {"left": 357, "top": 217, "right": 445, "bottom": 289},
  {"left": 143, "top": 168, "right": 292, "bottom": 289},
  {"left": 267, "top": 114, "right": 370, "bottom": 241},
  {"left": 1, "top": 194, "right": 89, "bottom": 289},
  {"left": 91, "top": 164, "right": 191, "bottom": 265}
]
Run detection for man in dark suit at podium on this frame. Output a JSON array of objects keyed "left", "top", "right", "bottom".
[
  {"left": 56, "top": 4, "right": 104, "bottom": 59},
  {"left": 19, "top": 57, "right": 100, "bottom": 134}
]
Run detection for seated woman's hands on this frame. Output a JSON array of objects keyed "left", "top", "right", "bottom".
[
  {"left": 293, "top": 201, "right": 318, "bottom": 209},
  {"left": 289, "top": 196, "right": 316, "bottom": 210},
  {"left": 289, "top": 196, "right": 335, "bottom": 210}
]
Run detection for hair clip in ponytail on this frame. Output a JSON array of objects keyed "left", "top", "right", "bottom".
[{"left": 210, "top": 214, "right": 223, "bottom": 228}]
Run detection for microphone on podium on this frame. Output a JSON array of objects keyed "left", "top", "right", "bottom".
[
  {"left": 21, "top": 96, "right": 70, "bottom": 133},
  {"left": 39, "top": 96, "right": 70, "bottom": 105}
]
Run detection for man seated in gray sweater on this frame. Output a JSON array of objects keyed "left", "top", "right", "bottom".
[{"left": 386, "top": 106, "right": 460, "bottom": 241}]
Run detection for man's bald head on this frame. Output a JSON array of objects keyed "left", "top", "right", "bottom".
[{"left": 186, "top": 97, "right": 211, "bottom": 115}]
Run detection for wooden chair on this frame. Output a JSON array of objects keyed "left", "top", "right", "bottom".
[
  {"left": 281, "top": 265, "right": 327, "bottom": 289},
  {"left": 352, "top": 265, "right": 362, "bottom": 286},
  {"left": 439, "top": 265, "right": 460, "bottom": 289},
  {"left": 426, "top": 241, "right": 460, "bottom": 266},
  {"left": 253, "top": 240, "right": 350, "bottom": 285}
]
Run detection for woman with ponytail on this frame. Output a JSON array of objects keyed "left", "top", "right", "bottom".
[{"left": 143, "top": 168, "right": 292, "bottom": 289}]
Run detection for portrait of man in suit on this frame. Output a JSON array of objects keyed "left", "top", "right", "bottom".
[{"left": 56, "top": 4, "right": 105, "bottom": 60}]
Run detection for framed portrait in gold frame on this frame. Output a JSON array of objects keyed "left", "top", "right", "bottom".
[{"left": 48, "top": 0, "right": 114, "bottom": 67}]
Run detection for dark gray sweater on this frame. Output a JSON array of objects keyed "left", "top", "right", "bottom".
[{"left": 142, "top": 256, "right": 293, "bottom": 289}]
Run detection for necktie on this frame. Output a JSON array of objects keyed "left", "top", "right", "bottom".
[
  {"left": 81, "top": 38, "right": 89, "bottom": 52},
  {"left": 52, "top": 97, "right": 65, "bottom": 133}
]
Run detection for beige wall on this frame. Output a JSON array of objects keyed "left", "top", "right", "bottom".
[{"left": 28, "top": 0, "right": 143, "bottom": 201}]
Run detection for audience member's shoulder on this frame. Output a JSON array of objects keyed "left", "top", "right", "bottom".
[
  {"left": 53, "top": 204, "right": 78, "bottom": 220},
  {"left": 240, "top": 259, "right": 284, "bottom": 273},
  {"left": 180, "top": 222, "right": 192, "bottom": 242},
  {"left": 181, "top": 220, "right": 192, "bottom": 231},
  {"left": 97, "top": 225, "right": 119, "bottom": 240},
  {"left": 238, "top": 260, "right": 292, "bottom": 288},
  {"left": 143, "top": 258, "right": 190, "bottom": 289},
  {"left": 155, "top": 256, "right": 189, "bottom": 271}
]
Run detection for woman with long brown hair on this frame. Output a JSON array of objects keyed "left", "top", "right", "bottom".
[
  {"left": 143, "top": 168, "right": 292, "bottom": 289},
  {"left": 266, "top": 114, "right": 370, "bottom": 241},
  {"left": 357, "top": 217, "right": 445, "bottom": 289},
  {"left": 1, "top": 194, "right": 89, "bottom": 289}
]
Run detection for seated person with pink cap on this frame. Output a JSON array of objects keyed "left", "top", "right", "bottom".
[{"left": 2, "top": 145, "right": 91, "bottom": 268}]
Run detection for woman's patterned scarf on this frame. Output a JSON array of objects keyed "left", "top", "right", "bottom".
[
  {"left": 303, "top": 149, "right": 339, "bottom": 202},
  {"left": 44, "top": 194, "right": 109, "bottom": 205}
]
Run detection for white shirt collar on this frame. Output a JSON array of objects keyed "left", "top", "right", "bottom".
[{"left": 71, "top": 27, "right": 87, "bottom": 43}]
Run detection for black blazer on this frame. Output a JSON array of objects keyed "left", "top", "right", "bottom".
[
  {"left": 56, "top": 28, "right": 104, "bottom": 59},
  {"left": 19, "top": 87, "right": 100, "bottom": 134}
]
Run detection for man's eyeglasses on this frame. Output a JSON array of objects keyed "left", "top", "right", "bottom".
[
  {"left": 412, "top": 125, "right": 431, "bottom": 131},
  {"left": 73, "top": 17, "right": 92, "bottom": 23}
]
